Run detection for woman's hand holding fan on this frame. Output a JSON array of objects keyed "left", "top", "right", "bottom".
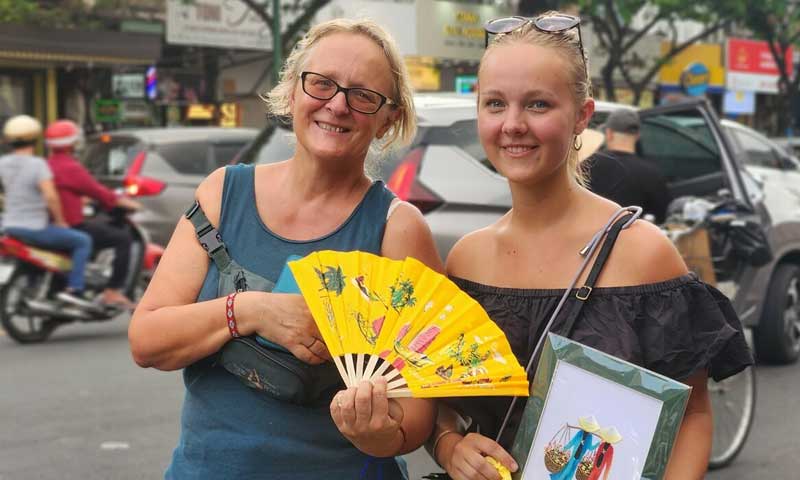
[{"left": 288, "top": 250, "right": 529, "bottom": 398}]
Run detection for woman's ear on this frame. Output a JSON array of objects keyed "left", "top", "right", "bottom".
[
  {"left": 376, "top": 108, "right": 401, "bottom": 139},
  {"left": 574, "top": 97, "right": 596, "bottom": 135}
]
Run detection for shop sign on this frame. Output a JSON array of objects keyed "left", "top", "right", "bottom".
[
  {"left": 166, "top": 0, "right": 272, "bottom": 51},
  {"left": 680, "top": 62, "right": 710, "bottom": 97},
  {"left": 95, "top": 99, "right": 121, "bottom": 123},
  {"left": 455, "top": 75, "right": 477, "bottom": 94},
  {"left": 113, "top": 73, "right": 145, "bottom": 99},
  {"left": 219, "top": 103, "right": 240, "bottom": 127},
  {"left": 405, "top": 56, "right": 441, "bottom": 91},
  {"left": 723, "top": 90, "right": 756, "bottom": 115},
  {"left": 416, "top": 0, "right": 509, "bottom": 60},
  {"left": 659, "top": 42, "right": 724, "bottom": 89},
  {"left": 186, "top": 104, "right": 216, "bottom": 120},
  {"left": 726, "top": 38, "right": 792, "bottom": 94}
]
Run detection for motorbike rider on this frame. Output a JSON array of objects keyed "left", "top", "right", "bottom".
[
  {"left": 45, "top": 119, "right": 142, "bottom": 309},
  {"left": 0, "top": 115, "right": 94, "bottom": 308}
]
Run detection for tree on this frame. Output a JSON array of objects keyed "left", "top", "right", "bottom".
[
  {"left": 238, "top": 0, "right": 331, "bottom": 86},
  {"left": 579, "top": 0, "right": 743, "bottom": 105},
  {"left": 741, "top": 0, "right": 800, "bottom": 135}
]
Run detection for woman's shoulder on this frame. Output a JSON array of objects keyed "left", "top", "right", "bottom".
[
  {"left": 445, "top": 226, "right": 497, "bottom": 279},
  {"left": 602, "top": 218, "right": 688, "bottom": 286}
]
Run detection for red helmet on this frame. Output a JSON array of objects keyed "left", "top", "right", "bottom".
[{"left": 45, "top": 119, "right": 82, "bottom": 148}]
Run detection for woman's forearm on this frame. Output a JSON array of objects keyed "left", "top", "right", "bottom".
[{"left": 129, "top": 291, "right": 265, "bottom": 371}]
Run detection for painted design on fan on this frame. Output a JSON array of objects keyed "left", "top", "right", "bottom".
[
  {"left": 436, "top": 364, "right": 454, "bottom": 380},
  {"left": 315, "top": 265, "right": 346, "bottom": 295},
  {"left": 423, "top": 301, "right": 434, "bottom": 312},
  {"left": 391, "top": 325, "right": 441, "bottom": 369},
  {"left": 439, "top": 304, "right": 454, "bottom": 320},
  {"left": 491, "top": 343, "right": 508, "bottom": 364},
  {"left": 321, "top": 297, "right": 335, "bottom": 330},
  {"left": 447, "top": 333, "right": 491, "bottom": 369},
  {"left": 352, "top": 275, "right": 383, "bottom": 302},
  {"left": 353, "top": 311, "right": 380, "bottom": 345},
  {"left": 389, "top": 278, "right": 416, "bottom": 312}
]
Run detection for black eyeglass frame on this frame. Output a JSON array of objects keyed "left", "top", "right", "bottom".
[
  {"left": 300, "top": 71, "right": 397, "bottom": 115},
  {"left": 483, "top": 14, "right": 587, "bottom": 77}
]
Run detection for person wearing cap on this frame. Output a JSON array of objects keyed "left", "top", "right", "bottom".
[
  {"left": 45, "top": 119, "right": 142, "bottom": 309},
  {"left": 0, "top": 115, "right": 95, "bottom": 308},
  {"left": 585, "top": 108, "right": 671, "bottom": 223}
]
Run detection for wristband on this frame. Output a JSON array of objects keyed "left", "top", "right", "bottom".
[{"left": 225, "top": 292, "right": 241, "bottom": 338}]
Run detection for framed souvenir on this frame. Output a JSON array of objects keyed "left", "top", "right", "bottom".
[{"left": 510, "top": 333, "right": 691, "bottom": 480}]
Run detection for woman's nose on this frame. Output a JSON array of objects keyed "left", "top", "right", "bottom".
[
  {"left": 501, "top": 109, "right": 527, "bottom": 135},
  {"left": 325, "top": 91, "right": 351, "bottom": 115}
]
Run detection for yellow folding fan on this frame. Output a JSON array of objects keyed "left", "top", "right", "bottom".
[{"left": 288, "top": 250, "right": 529, "bottom": 398}]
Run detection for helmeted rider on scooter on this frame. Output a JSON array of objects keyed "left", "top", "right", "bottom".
[
  {"left": 0, "top": 115, "right": 95, "bottom": 309},
  {"left": 45, "top": 119, "right": 142, "bottom": 309}
]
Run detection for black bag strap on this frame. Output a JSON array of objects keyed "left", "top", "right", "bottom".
[
  {"left": 555, "top": 212, "right": 633, "bottom": 338},
  {"left": 184, "top": 200, "right": 233, "bottom": 271}
]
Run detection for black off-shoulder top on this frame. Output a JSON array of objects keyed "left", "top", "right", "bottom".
[{"left": 446, "top": 273, "right": 754, "bottom": 447}]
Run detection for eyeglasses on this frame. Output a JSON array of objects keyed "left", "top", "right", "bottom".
[
  {"left": 484, "top": 14, "right": 587, "bottom": 77},
  {"left": 300, "top": 71, "right": 396, "bottom": 115}
]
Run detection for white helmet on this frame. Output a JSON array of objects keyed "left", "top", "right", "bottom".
[{"left": 3, "top": 115, "right": 42, "bottom": 143}]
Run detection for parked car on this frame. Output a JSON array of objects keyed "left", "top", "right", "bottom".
[{"left": 80, "top": 127, "right": 258, "bottom": 247}]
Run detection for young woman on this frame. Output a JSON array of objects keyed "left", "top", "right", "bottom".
[
  {"left": 430, "top": 12, "right": 752, "bottom": 480},
  {"left": 128, "top": 19, "right": 441, "bottom": 479}
]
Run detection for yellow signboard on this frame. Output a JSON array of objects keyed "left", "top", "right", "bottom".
[
  {"left": 405, "top": 56, "right": 441, "bottom": 92},
  {"left": 659, "top": 42, "right": 724, "bottom": 87}
]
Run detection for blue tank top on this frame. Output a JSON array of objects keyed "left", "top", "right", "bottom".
[{"left": 166, "top": 164, "right": 403, "bottom": 480}]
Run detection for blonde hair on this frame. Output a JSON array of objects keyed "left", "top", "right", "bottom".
[
  {"left": 479, "top": 11, "right": 592, "bottom": 184},
  {"left": 264, "top": 18, "right": 416, "bottom": 151}
]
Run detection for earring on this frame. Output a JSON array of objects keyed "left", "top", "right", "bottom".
[{"left": 573, "top": 135, "right": 583, "bottom": 151}]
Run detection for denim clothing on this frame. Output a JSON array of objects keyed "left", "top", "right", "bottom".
[{"left": 5, "top": 225, "right": 92, "bottom": 291}]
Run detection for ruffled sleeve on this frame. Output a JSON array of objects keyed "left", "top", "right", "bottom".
[{"left": 629, "top": 276, "right": 753, "bottom": 382}]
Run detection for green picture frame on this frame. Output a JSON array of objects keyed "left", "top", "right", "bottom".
[{"left": 510, "top": 333, "right": 691, "bottom": 480}]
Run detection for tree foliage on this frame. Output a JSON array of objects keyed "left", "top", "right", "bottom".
[
  {"left": 741, "top": 0, "right": 800, "bottom": 134},
  {"left": 578, "top": 0, "right": 743, "bottom": 105}
]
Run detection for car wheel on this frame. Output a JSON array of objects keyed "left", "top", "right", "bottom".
[{"left": 755, "top": 263, "right": 800, "bottom": 364}]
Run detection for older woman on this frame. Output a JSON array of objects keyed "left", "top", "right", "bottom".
[{"left": 128, "top": 19, "right": 441, "bottom": 479}]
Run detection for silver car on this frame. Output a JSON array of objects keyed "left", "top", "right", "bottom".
[{"left": 81, "top": 127, "right": 258, "bottom": 247}]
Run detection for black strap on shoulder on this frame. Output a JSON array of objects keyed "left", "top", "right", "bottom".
[
  {"left": 185, "top": 200, "right": 232, "bottom": 271},
  {"left": 556, "top": 213, "right": 634, "bottom": 338}
]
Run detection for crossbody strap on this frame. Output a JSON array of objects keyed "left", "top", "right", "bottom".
[
  {"left": 555, "top": 212, "right": 633, "bottom": 339},
  {"left": 184, "top": 200, "right": 233, "bottom": 271}
]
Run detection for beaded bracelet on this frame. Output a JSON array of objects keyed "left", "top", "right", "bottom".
[{"left": 225, "top": 292, "right": 241, "bottom": 338}]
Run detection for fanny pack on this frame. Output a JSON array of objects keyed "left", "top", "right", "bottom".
[{"left": 185, "top": 201, "right": 342, "bottom": 406}]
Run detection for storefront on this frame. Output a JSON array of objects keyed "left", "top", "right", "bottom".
[{"left": 0, "top": 22, "right": 161, "bottom": 132}]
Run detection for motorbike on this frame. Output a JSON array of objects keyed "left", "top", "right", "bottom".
[{"left": 0, "top": 206, "right": 163, "bottom": 343}]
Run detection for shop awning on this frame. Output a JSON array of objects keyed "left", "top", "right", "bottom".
[{"left": 0, "top": 23, "right": 161, "bottom": 66}]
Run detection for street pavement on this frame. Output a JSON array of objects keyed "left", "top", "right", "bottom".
[{"left": 0, "top": 317, "right": 795, "bottom": 479}]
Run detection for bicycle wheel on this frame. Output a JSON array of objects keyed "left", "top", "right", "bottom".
[{"left": 708, "top": 366, "right": 756, "bottom": 469}]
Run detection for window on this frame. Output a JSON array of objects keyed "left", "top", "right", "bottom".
[
  {"left": 157, "top": 142, "right": 209, "bottom": 175},
  {"left": 212, "top": 142, "right": 248, "bottom": 169},
  {"left": 639, "top": 114, "right": 721, "bottom": 182},
  {"left": 81, "top": 138, "right": 141, "bottom": 177},
  {"left": 730, "top": 128, "right": 782, "bottom": 169},
  {"left": 425, "top": 120, "right": 490, "bottom": 171}
]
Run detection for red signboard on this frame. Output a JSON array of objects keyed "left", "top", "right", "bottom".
[{"left": 727, "top": 38, "right": 792, "bottom": 76}]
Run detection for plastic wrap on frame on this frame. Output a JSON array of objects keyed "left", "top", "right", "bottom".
[{"left": 509, "top": 334, "right": 691, "bottom": 480}]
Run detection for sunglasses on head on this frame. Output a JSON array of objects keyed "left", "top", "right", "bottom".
[{"left": 484, "top": 14, "right": 587, "bottom": 76}]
